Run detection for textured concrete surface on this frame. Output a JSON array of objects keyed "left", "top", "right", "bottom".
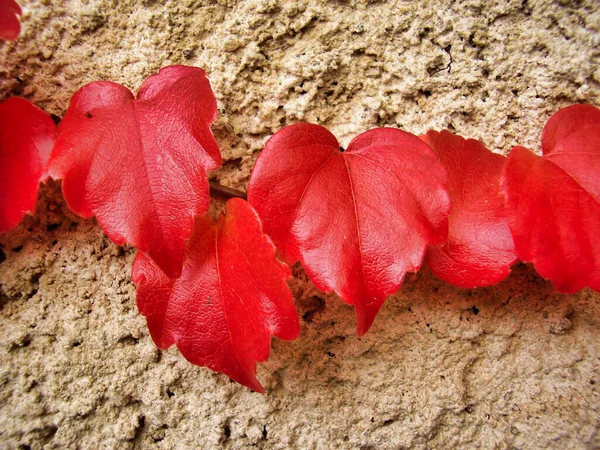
[{"left": 1, "top": 0, "right": 600, "bottom": 448}]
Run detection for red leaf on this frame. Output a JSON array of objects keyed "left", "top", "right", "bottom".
[
  {"left": 501, "top": 104, "right": 600, "bottom": 293},
  {"left": 541, "top": 104, "right": 600, "bottom": 202},
  {"left": 48, "top": 66, "right": 222, "bottom": 278},
  {"left": 422, "top": 130, "right": 517, "bottom": 287},
  {"left": 132, "top": 198, "right": 300, "bottom": 392},
  {"left": 0, "top": 0, "right": 21, "bottom": 41},
  {"left": 0, "top": 97, "right": 56, "bottom": 232},
  {"left": 248, "top": 124, "right": 450, "bottom": 335}
]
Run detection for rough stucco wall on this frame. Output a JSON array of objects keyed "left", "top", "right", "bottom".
[{"left": 1, "top": 0, "right": 599, "bottom": 448}]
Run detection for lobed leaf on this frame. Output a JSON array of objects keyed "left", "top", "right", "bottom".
[
  {"left": 47, "top": 66, "right": 222, "bottom": 278},
  {"left": 0, "top": 97, "right": 56, "bottom": 232},
  {"left": 132, "top": 198, "right": 300, "bottom": 392},
  {"left": 423, "top": 130, "right": 517, "bottom": 288},
  {"left": 248, "top": 123, "right": 450, "bottom": 335},
  {"left": 541, "top": 104, "right": 600, "bottom": 202},
  {"left": 501, "top": 104, "right": 600, "bottom": 293}
]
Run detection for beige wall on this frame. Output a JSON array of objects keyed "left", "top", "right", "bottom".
[{"left": 1, "top": 1, "right": 599, "bottom": 448}]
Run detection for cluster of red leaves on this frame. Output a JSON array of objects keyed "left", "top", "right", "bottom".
[
  {"left": 1, "top": 63, "right": 598, "bottom": 391},
  {"left": 0, "top": 66, "right": 299, "bottom": 392}
]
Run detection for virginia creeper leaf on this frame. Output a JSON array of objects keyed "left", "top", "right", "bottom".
[
  {"left": 0, "top": 0, "right": 21, "bottom": 41},
  {"left": 501, "top": 104, "right": 600, "bottom": 293},
  {"left": 248, "top": 124, "right": 450, "bottom": 335},
  {"left": 132, "top": 198, "right": 300, "bottom": 392},
  {"left": 0, "top": 97, "right": 56, "bottom": 232},
  {"left": 47, "top": 65, "right": 222, "bottom": 278},
  {"left": 541, "top": 104, "right": 600, "bottom": 202},
  {"left": 422, "top": 130, "right": 517, "bottom": 287}
]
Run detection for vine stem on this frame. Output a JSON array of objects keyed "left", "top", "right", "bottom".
[{"left": 209, "top": 181, "right": 247, "bottom": 200}]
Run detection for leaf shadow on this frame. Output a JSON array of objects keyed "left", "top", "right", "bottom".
[{"left": 263, "top": 262, "right": 599, "bottom": 394}]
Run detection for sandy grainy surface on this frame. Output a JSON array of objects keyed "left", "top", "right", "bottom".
[{"left": 1, "top": 0, "right": 600, "bottom": 448}]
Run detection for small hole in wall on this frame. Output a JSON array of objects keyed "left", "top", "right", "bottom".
[
  {"left": 118, "top": 335, "right": 139, "bottom": 346},
  {"left": 12, "top": 245, "right": 23, "bottom": 253},
  {"left": 223, "top": 425, "right": 231, "bottom": 439},
  {"left": 45, "top": 425, "right": 58, "bottom": 441},
  {"left": 0, "top": 247, "right": 5, "bottom": 263},
  {"left": 133, "top": 415, "right": 146, "bottom": 442},
  {"left": 300, "top": 296, "right": 325, "bottom": 323}
]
